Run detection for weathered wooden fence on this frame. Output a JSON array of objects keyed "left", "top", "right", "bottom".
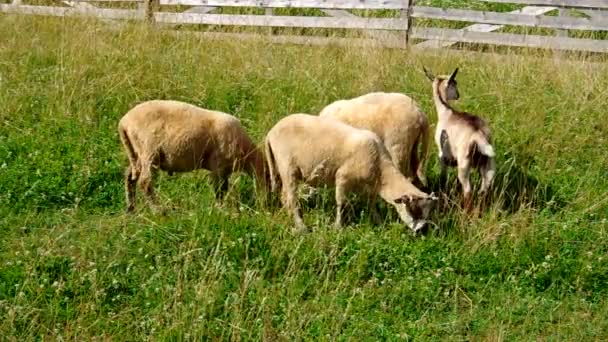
[{"left": 1, "top": 0, "right": 607, "bottom": 53}]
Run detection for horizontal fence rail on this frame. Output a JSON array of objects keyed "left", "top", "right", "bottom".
[
  {"left": 1, "top": 0, "right": 607, "bottom": 54},
  {"left": 480, "top": 0, "right": 608, "bottom": 9},
  {"left": 158, "top": 0, "right": 409, "bottom": 9}
]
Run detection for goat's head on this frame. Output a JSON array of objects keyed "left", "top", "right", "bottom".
[
  {"left": 423, "top": 66, "right": 460, "bottom": 102},
  {"left": 394, "top": 192, "right": 439, "bottom": 233}
]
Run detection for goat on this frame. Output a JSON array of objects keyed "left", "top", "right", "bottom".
[{"left": 423, "top": 67, "right": 496, "bottom": 212}]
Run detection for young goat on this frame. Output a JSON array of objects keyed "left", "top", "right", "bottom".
[
  {"left": 265, "top": 113, "right": 437, "bottom": 234},
  {"left": 423, "top": 67, "right": 496, "bottom": 212},
  {"left": 118, "top": 100, "right": 267, "bottom": 212}
]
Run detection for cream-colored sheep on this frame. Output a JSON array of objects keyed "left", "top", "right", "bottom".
[
  {"left": 118, "top": 100, "right": 267, "bottom": 212},
  {"left": 319, "top": 92, "right": 430, "bottom": 188},
  {"left": 265, "top": 113, "right": 437, "bottom": 233},
  {"left": 423, "top": 67, "right": 496, "bottom": 212}
]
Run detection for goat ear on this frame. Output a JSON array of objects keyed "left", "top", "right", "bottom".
[
  {"left": 449, "top": 67, "right": 459, "bottom": 82},
  {"left": 422, "top": 66, "right": 434, "bottom": 81}
]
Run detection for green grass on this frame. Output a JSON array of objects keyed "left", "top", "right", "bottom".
[{"left": 1, "top": 14, "right": 608, "bottom": 340}]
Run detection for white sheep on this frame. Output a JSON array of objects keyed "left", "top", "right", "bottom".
[
  {"left": 264, "top": 113, "right": 437, "bottom": 233},
  {"left": 319, "top": 92, "right": 431, "bottom": 188},
  {"left": 118, "top": 100, "right": 267, "bottom": 212},
  {"left": 423, "top": 67, "right": 496, "bottom": 212}
]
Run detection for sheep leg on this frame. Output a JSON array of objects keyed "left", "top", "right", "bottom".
[
  {"left": 457, "top": 162, "right": 473, "bottom": 213},
  {"left": 334, "top": 178, "right": 349, "bottom": 229},
  {"left": 138, "top": 162, "right": 160, "bottom": 212},
  {"left": 281, "top": 174, "right": 307, "bottom": 233},
  {"left": 211, "top": 171, "right": 231, "bottom": 203},
  {"left": 368, "top": 194, "right": 383, "bottom": 226},
  {"left": 124, "top": 165, "right": 137, "bottom": 213}
]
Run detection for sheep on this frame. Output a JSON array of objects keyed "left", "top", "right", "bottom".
[
  {"left": 264, "top": 113, "right": 437, "bottom": 233},
  {"left": 118, "top": 100, "right": 267, "bottom": 212},
  {"left": 422, "top": 66, "right": 496, "bottom": 212},
  {"left": 319, "top": 92, "right": 431, "bottom": 189}
]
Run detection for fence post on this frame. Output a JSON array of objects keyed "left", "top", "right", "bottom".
[
  {"left": 145, "top": 0, "right": 158, "bottom": 24},
  {"left": 556, "top": 8, "right": 569, "bottom": 37},
  {"left": 403, "top": 0, "right": 414, "bottom": 48}
]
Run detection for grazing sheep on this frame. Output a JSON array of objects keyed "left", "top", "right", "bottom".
[
  {"left": 319, "top": 92, "right": 430, "bottom": 188},
  {"left": 423, "top": 67, "right": 496, "bottom": 212},
  {"left": 264, "top": 113, "right": 437, "bottom": 233},
  {"left": 118, "top": 100, "right": 267, "bottom": 212}
]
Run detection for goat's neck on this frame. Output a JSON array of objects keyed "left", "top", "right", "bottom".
[{"left": 432, "top": 81, "right": 453, "bottom": 122}]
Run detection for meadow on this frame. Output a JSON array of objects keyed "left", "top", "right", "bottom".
[{"left": 0, "top": 13, "right": 607, "bottom": 340}]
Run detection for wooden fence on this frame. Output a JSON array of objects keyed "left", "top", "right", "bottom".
[{"left": 1, "top": 0, "right": 607, "bottom": 53}]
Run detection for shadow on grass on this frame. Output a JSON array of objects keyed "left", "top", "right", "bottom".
[
  {"left": 272, "top": 151, "right": 567, "bottom": 231},
  {"left": 426, "top": 150, "right": 566, "bottom": 216}
]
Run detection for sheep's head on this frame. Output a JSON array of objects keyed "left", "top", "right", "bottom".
[
  {"left": 394, "top": 192, "right": 439, "bottom": 233},
  {"left": 423, "top": 66, "right": 460, "bottom": 102}
]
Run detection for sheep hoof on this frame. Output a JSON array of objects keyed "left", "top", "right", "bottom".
[{"left": 292, "top": 224, "right": 309, "bottom": 235}]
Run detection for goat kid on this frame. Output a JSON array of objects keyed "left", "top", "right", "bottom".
[{"left": 423, "top": 67, "right": 496, "bottom": 213}]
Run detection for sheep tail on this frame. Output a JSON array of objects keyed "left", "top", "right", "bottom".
[
  {"left": 264, "top": 137, "right": 279, "bottom": 193},
  {"left": 118, "top": 124, "right": 139, "bottom": 180},
  {"left": 472, "top": 132, "right": 495, "bottom": 158}
]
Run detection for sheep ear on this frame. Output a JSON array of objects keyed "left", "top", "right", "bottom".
[
  {"left": 394, "top": 195, "right": 412, "bottom": 204},
  {"left": 422, "top": 66, "right": 435, "bottom": 81},
  {"left": 449, "top": 67, "right": 459, "bottom": 82}
]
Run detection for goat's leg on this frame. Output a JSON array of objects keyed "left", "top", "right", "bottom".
[
  {"left": 478, "top": 158, "right": 496, "bottom": 213},
  {"left": 480, "top": 158, "right": 496, "bottom": 195},
  {"left": 457, "top": 162, "right": 473, "bottom": 213},
  {"left": 439, "top": 161, "right": 449, "bottom": 189},
  {"left": 438, "top": 129, "right": 452, "bottom": 190},
  {"left": 124, "top": 164, "right": 138, "bottom": 213}
]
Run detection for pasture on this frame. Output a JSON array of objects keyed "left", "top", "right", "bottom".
[{"left": 1, "top": 13, "right": 607, "bottom": 339}]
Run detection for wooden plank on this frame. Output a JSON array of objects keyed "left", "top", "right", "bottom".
[
  {"left": 555, "top": 8, "right": 568, "bottom": 37},
  {"left": 0, "top": 4, "right": 143, "bottom": 19},
  {"left": 411, "top": 5, "right": 608, "bottom": 31},
  {"left": 60, "top": 0, "right": 144, "bottom": 2},
  {"left": 183, "top": 6, "right": 214, "bottom": 13},
  {"left": 321, "top": 9, "right": 404, "bottom": 42},
  {"left": 62, "top": 0, "right": 121, "bottom": 24},
  {"left": 412, "top": 27, "right": 608, "bottom": 53},
  {"left": 169, "top": 29, "right": 407, "bottom": 48},
  {"left": 415, "top": 6, "right": 556, "bottom": 49},
  {"left": 154, "top": 12, "right": 409, "bottom": 30},
  {"left": 480, "top": 0, "right": 608, "bottom": 9},
  {"left": 158, "top": 0, "right": 407, "bottom": 10},
  {"left": 580, "top": 9, "right": 608, "bottom": 19}
]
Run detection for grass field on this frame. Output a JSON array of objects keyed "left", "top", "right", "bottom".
[{"left": 1, "top": 14, "right": 608, "bottom": 340}]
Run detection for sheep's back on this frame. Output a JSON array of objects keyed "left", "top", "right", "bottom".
[
  {"left": 119, "top": 100, "right": 249, "bottom": 171},
  {"left": 268, "top": 114, "right": 382, "bottom": 185},
  {"left": 319, "top": 93, "right": 426, "bottom": 145}
]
